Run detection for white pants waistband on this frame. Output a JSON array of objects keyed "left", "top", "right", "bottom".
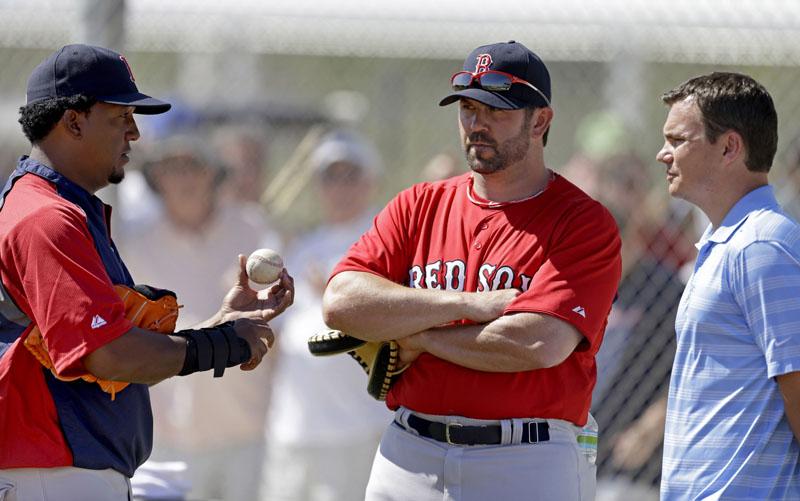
[{"left": 394, "top": 406, "right": 580, "bottom": 447}]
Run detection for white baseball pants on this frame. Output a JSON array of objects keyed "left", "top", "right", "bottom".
[
  {"left": 365, "top": 408, "right": 596, "bottom": 501},
  {"left": 0, "top": 467, "right": 131, "bottom": 501}
]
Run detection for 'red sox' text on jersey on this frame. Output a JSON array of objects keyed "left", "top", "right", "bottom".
[{"left": 332, "top": 171, "right": 622, "bottom": 425}]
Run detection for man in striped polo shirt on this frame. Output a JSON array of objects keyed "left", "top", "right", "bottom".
[{"left": 656, "top": 72, "right": 800, "bottom": 499}]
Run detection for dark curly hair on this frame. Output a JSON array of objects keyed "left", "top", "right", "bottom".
[{"left": 18, "top": 95, "right": 97, "bottom": 143}]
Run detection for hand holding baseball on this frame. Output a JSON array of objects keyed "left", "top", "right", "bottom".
[
  {"left": 217, "top": 254, "right": 294, "bottom": 324},
  {"left": 246, "top": 248, "right": 284, "bottom": 284}
]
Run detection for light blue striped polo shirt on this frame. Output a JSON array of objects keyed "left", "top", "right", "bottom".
[{"left": 661, "top": 185, "right": 800, "bottom": 500}]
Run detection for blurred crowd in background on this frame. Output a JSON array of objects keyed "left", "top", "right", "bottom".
[{"left": 4, "top": 1, "right": 800, "bottom": 500}]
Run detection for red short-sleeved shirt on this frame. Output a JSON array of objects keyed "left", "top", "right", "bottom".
[
  {"left": 0, "top": 166, "right": 144, "bottom": 475},
  {"left": 332, "top": 172, "right": 621, "bottom": 425}
]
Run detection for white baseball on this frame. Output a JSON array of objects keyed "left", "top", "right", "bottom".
[{"left": 246, "top": 248, "right": 284, "bottom": 284}]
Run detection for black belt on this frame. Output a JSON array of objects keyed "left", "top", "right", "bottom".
[{"left": 403, "top": 414, "right": 550, "bottom": 446}]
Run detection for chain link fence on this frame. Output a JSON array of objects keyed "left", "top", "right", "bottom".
[{"left": 2, "top": 1, "right": 800, "bottom": 499}]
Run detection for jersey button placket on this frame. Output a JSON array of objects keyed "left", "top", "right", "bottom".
[
  {"left": 474, "top": 218, "right": 490, "bottom": 250},
  {"left": 472, "top": 217, "right": 489, "bottom": 250}
]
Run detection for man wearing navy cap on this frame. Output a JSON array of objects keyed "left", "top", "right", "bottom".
[
  {"left": 323, "top": 41, "right": 621, "bottom": 500},
  {"left": 0, "top": 44, "right": 293, "bottom": 500}
]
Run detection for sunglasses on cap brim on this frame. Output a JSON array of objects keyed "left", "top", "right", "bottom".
[{"left": 451, "top": 70, "right": 551, "bottom": 107}]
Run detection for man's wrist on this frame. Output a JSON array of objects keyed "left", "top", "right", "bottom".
[
  {"left": 403, "top": 330, "right": 428, "bottom": 352},
  {"left": 207, "top": 310, "right": 227, "bottom": 327},
  {"left": 445, "top": 290, "right": 470, "bottom": 320},
  {"left": 175, "top": 321, "right": 251, "bottom": 377}
]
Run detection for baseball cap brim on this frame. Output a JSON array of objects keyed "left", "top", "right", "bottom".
[
  {"left": 438, "top": 88, "right": 529, "bottom": 110},
  {"left": 97, "top": 92, "right": 171, "bottom": 115}
]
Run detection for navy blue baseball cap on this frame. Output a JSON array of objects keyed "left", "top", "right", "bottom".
[
  {"left": 439, "top": 40, "right": 551, "bottom": 110},
  {"left": 26, "top": 44, "right": 171, "bottom": 115}
]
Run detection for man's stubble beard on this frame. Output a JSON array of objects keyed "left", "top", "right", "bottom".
[
  {"left": 109, "top": 164, "right": 125, "bottom": 185},
  {"left": 464, "top": 115, "right": 532, "bottom": 175}
]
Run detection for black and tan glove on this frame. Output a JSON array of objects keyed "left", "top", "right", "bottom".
[{"left": 307, "top": 329, "right": 408, "bottom": 401}]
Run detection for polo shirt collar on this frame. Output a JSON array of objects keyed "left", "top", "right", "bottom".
[{"left": 697, "top": 184, "right": 777, "bottom": 248}]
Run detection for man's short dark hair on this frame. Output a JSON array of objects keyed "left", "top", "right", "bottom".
[
  {"left": 661, "top": 72, "right": 777, "bottom": 173},
  {"left": 18, "top": 95, "right": 97, "bottom": 143}
]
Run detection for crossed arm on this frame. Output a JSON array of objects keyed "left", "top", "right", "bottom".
[{"left": 323, "top": 270, "right": 583, "bottom": 372}]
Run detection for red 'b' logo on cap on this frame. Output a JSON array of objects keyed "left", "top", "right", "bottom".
[
  {"left": 119, "top": 55, "right": 136, "bottom": 82},
  {"left": 475, "top": 54, "right": 492, "bottom": 73}
]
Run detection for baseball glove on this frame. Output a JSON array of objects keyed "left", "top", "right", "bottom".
[
  {"left": 307, "top": 329, "right": 408, "bottom": 401},
  {"left": 24, "top": 284, "right": 180, "bottom": 400}
]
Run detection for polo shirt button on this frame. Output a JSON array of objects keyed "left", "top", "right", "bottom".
[
  {"left": 474, "top": 242, "right": 482, "bottom": 249},
  {"left": 480, "top": 223, "right": 488, "bottom": 230}
]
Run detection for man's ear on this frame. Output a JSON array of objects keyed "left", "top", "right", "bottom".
[
  {"left": 721, "top": 130, "right": 745, "bottom": 164},
  {"left": 61, "top": 109, "right": 84, "bottom": 139},
  {"left": 531, "top": 107, "right": 554, "bottom": 140}
]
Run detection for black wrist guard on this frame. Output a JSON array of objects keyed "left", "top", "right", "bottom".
[{"left": 176, "top": 321, "right": 252, "bottom": 377}]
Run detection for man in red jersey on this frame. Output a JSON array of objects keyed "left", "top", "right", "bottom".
[
  {"left": 0, "top": 44, "right": 293, "bottom": 501},
  {"left": 323, "top": 41, "right": 621, "bottom": 501}
]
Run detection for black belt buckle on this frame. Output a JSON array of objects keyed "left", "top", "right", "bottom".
[
  {"left": 526, "top": 421, "right": 549, "bottom": 444},
  {"left": 527, "top": 421, "right": 539, "bottom": 443},
  {"left": 445, "top": 422, "right": 463, "bottom": 444}
]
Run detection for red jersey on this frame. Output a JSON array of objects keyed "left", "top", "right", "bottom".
[
  {"left": 0, "top": 160, "right": 147, "bottom": 477},
  {"left": 332, "top": 172, "right": 621, "bottom": 425}
]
